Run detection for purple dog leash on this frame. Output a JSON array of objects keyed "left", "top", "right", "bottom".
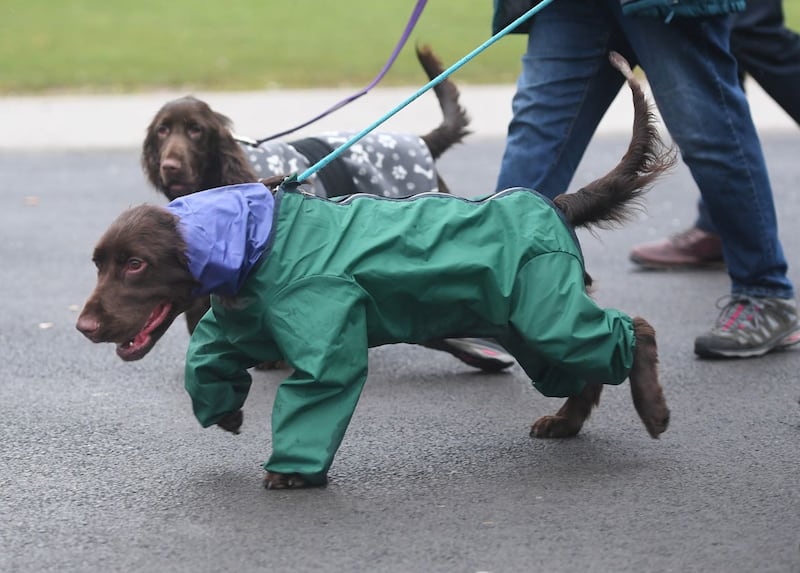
[{"left": 251, "top": 0, "right": 427, "bottom": 146}]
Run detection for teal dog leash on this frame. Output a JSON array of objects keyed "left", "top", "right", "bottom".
[{"left": 284, "top": 0, "right": 556, "bottom": 188}]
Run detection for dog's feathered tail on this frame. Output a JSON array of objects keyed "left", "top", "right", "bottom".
[
  {"left": 416, "top": 44, "right": 471, "bottom": 160},
  {"left": 554, "top": 52, "right": 676, "bottom": 231}
]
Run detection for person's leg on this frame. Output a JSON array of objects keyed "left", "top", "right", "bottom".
[
  {"left": 494, "top": 0, "right": 629, "bottom": 197},
  {"left": 623, "top": 14, "right": 791, "bottom": 296},
  {"left": 616, "top": 4, "right": 798, "bottom": 356},
  {"left": 731, "top": 0, "right": 800, "bottom": 124},
  {"left": 631, "top": 0, "right": 800, "bottom": 268},
  {"left": 631, "top": 0, "right": 799, "bottom": 270}
]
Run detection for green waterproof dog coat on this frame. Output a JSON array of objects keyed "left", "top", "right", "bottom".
[{"left": 182, "top": 183, "right": 636, "bottom": 483}]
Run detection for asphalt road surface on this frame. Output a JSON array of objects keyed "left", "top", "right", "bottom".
[{"left": 1, "top": 135, "right": 798, "bottom": 573}]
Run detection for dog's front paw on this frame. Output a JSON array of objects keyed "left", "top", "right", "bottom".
[
  {"left": 632, "top": 391, "right": 670, "bottom": 439},
  {"left": 263, "top": 471, "right": 327, "bottom": 490},
  {"left": 530, "top": 415, "right": 582, "bottom": 439},
  {"left": 216, "top": 410, "right": 243, "bottom": 434}
]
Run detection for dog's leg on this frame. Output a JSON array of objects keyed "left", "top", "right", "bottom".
[
  {"left": 530, "top": 383, "right": 603, "bottom": 438},
  {"left": 184, "top": 293, "right": 287, "bottom": 370},
  {"left": 629, "top": 316, "right": 669, "bottom": 438},
  {"left": 184, "top": 297, "right": 211, "bottom": 334},
  {"left": 264, "top": 471, "right": 327, "bottom": 490},
  {"left": 254, "top": 360, "right": 290, "bottom": 371},
  {"left": 530, "top": 317, "right": 669, "bottom": 440}
]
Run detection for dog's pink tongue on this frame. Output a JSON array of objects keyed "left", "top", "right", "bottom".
[
  {"left": 141, "top": 302, "right": 172, "bottom": 335},
  {"left": 129, "top": 302, "right": 171, "bottom": 349},
  {"left": 116, "top": 302, "right": 172, "bottom": 359},
  {"left": 132, "top": 330, "right": 150, "bottom": 349}
]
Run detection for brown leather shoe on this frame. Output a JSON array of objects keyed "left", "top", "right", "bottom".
[{"left": 630, "top": 227, "right": 724, "bottom": 270}]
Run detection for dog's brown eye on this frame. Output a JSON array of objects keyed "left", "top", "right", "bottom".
[
  {"left": 125, "top": 258, "right": 146, "bottom": 272},
  {"left": 156, "top": 125, "right": 170, "bottom": 138},
  {"left": 187, "top": 124, "right": 203, "bottom": 139}
]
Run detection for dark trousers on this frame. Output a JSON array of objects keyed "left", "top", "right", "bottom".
[{"left": 731, "top": 0, "right": 800, "bottom": 124}]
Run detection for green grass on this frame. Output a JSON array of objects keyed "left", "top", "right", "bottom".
[
  {"left": 2, "top": 1, "right": 798, "bottom": 94},
  {"left": 0, "top": 1, "right": 526, "bottom": 93},
  {"left": 786, "top": 2, "right": 800, "bottom": 31}
]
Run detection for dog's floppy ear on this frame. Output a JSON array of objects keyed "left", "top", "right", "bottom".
[
  {"left": 142, "top": 115, "right": 165, "bottom": 192},
  {"left": 213, "top": 113, "right": 257, "bottom": 186}
]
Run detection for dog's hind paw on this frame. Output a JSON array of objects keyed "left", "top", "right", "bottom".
[
  {"left": 530, "top": 415, "right": 582, "bottom": 439},
  {"left": 263, "top": 471, "right": 328, "bottom": 490}
]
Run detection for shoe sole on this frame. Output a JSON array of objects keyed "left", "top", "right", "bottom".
[
  {"left": 630, "top": 255, "right": 726, "bottom": 271},
  {"left": 694, "top": 327, "right": 800, "bottom": 359},
  {"left": 426, "top": 338, "right": 515, "bottom": 372}
]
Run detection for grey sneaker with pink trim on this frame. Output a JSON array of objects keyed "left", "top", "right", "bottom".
[{"left": 694, "top": 296, "right": 800, "bottom": 358}]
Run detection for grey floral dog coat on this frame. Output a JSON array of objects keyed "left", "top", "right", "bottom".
[{"left": 238, "top": 131, "right": 439, "bottom": 198}]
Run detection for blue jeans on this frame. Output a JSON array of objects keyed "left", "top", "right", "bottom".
[{"left": 495, "top": 0, "right": 793, "bottom": 298}]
